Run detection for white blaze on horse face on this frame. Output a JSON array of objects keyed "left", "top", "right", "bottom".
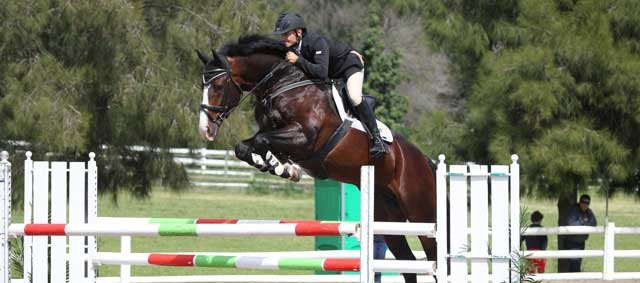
[{"left": 199, "top": 85, "right": 215, "bottom": 141}]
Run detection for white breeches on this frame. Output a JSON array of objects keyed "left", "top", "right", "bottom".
[{"left": 346, "top": 69, "right": 364, "bottom": 106}]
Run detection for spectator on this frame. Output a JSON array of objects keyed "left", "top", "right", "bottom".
[
  {"left": 522, "top": 211, "right": 548, "bottom": 273},
  {"left": 564, "top": 194, "right": 597, "bottom": 272},
  {"left": 373, "top": 235, "right": 387, "bottom": 283}
]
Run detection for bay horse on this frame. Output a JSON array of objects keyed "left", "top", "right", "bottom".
[{"left": 196, "top": 35, "right": 437, "bottom": 283}]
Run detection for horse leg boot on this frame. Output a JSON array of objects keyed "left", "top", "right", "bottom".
[
  {"left": 248, "top": 151, "right": 301, "bottom": 182},
  {"left": 235, "top": 139, "right": 278, "bottom": 174},
  {"left": 265, "top": 151, "right": 301, "bottom": 182},
  {"left": 356, "top": 102, "right": 388, "bottom": 160},
  {"left": 251, "top": 122, "right": 314, "bottom": 181},
  {"left": 235, "top": 140, "right": 270, "bottom": 172}
]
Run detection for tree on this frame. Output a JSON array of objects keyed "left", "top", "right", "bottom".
[
  {"left": 361, "top": 3, "right": 408, "bottom": 133},
  {"left": 424, "top": 0, "right": 640, "bottom": 271},
  {"left": 409, "top": 111, "right": 465, "bottom": 163},
  {"left": 0, "top": 0, "right": 278, "bottom": 201}
]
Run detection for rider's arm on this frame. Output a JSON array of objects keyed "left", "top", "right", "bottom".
[
  {"left": 587, "top": 209, "right": 597, "bottom": 226},
  {"left": 295, "top": 37, "right": 330, "bottom": 79}
]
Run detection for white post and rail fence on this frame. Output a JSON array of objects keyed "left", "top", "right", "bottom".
[
  {"left": 128, "top": 146, "right": 314, "bottom": 189},
  {"left": 6, "top": 141, "right": 314, "bottom": 189}
]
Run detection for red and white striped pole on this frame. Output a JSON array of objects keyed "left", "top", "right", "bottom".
[{"left": 9, "top": 222, "right": 358, "bottom": 237}]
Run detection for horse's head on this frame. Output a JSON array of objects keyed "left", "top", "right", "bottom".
[{"left": 196, "top": 49, "right": 242, "bottom": 141}]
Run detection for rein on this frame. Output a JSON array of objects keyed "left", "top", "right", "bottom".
[{"left": 259, "top": 80, "right": 317, "bottom": 106}]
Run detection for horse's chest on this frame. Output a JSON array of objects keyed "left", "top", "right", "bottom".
[{"left": 256, "top": 104, "right": 286, "bottom": 130}]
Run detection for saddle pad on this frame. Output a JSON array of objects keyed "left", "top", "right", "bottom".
[{"left": 331, "top": 85, "right": 393, "bottom": 143}]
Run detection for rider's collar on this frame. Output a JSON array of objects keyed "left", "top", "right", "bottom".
[{"left": 295, "top": 38, "right": 302, "bottom": 54}]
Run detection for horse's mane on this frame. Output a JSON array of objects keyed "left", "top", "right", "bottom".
[{"left": 220, "top": 35, "right": 287, "bottom": 59}]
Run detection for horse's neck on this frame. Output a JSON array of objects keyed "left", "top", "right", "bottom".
[{"left": 258, "top": 64, "right": 308, "bottom": 96}]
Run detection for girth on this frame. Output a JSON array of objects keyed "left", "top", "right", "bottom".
[{"left": 296, "top": 119, "right": 352, "bottom": 180}]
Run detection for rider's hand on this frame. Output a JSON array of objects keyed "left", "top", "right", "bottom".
[{"left": 286, "top": 52, "right": 299, "bottom": 63}]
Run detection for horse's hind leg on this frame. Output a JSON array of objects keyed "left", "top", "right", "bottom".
[
  {"left": 386, "top": 146, "right": 439, "bottom": 281},
  {"left": 385, "top": 235, "right": 418, "bottom": 283},
  {"left": 401, "top": 197, "right": 437, "bottom": 262},
  {"left": 399, "top": 193, "right": 438, "bottom": 277},
  {"left": 376, "top": 190, "right": 417, "bottom": 283}
]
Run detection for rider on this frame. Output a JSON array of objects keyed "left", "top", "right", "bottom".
[{"left": 274, "top": 12, "right": 388, "bottom": 160}]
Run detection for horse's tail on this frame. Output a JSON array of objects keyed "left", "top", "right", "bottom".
[{"left": 425, "top": 154, "right": 437, "bottom": 178}]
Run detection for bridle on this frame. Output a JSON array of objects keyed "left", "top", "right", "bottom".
[
  {"left": 199, "top": 68, "right": 242, "bottom": 126},
  {"left": 199, "top": 61, "right": 285, "bottom": 126}
]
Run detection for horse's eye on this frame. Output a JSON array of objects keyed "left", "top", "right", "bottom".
[{"left": 213, "top": 83, "right": 224, "bottom": 92}]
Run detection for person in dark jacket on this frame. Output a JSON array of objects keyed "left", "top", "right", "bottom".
[
  {"left": 522, "top": 211, "right": 548, "bottom": 273},
  {"left": 564, "top": 194, "right": 597, "bottom": 272},
  {"left": 274, "top": 12, "right": 388, "bottom": 160}
]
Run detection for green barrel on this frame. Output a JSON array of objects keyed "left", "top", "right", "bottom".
[
  {"left": 314, "top": 179, "right": 361, "bottom": 274},
  {"left": 315, "top": 179, "right": 392, "bottom": 277}
]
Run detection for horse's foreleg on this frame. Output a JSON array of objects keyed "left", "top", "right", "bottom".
[
  {"left": 253, "top": 123, "right": 313, "bottom": 181},
  {"left": 254, "top": 122, "right": 314, "bottom": 154},
  {"left": 235, "top": 138, "right": 257, "bottom": 165},
  {"left": 235, "top": 136, "right": 301, "bottom": 182},
  {"left": 235, "top": 137, "right": 270, "bottom": 172}
]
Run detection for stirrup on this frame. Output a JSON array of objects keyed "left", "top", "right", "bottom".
[{"left": 369, "top": 138, "right": 388, "bottom": 159}]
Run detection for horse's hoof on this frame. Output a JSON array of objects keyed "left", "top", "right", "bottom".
[{"left": 288, "top": 165, "right": 301, "bottom": 182}]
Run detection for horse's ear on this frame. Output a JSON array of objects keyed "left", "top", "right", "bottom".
[
  {"left": 196, "top": 49, "right": 210, "bottom": 64},
  {"left": 212, "top": 49, "right": 229, "bottom": 69}
]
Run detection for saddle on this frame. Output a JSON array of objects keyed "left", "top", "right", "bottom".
[
  {"left": 329, "top": 80, "right": 393, "bottom": 143},
  {"left": 294, "top": 80, "right": 393, "bottom": 179}
]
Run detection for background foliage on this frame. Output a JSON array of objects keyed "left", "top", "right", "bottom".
[{"left": 0, "top": 0, "right": 276, "bottom": 197}]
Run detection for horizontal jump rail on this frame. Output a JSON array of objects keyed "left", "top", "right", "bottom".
[
  {"left": 531, "top": 272, "right": 640, "bottom": 281},
  {"left": 9, "top": 223, "right": 357, "bottom": 237},
  {"left": 90, "top": 253, "right": 435, "bottom": 274},
  {"left": 62, "top": 250, "right": 427, "bottom": 260},
  {"left": 524, "top": 226, "right": 640, "bottom": 235},
  {"left": 96, "top": 217, "right": 436, "bottom": 237},
  {"left": 87, "top": 275, "right": 439, "bottom": 283},
  {"left": 446, "top": 172, "right": 510, "bottom": 177},
  {"left": 523, "top": 249, "right": 640, "bottom": 259},
  {"left": 97, "top": 217, "right": 327, "bottom": 224},
  {"left": 9, "top": 222, "right": 435, "bottom": 237}
]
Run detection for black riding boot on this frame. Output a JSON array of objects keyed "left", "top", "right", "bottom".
[{"left": 356, "top": 102, "right": 388, "bottom": 160}]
